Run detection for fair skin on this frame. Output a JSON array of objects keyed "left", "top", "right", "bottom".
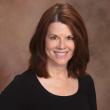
[{"left": 37, "top": 22, "right": 78, "bottom": 96}]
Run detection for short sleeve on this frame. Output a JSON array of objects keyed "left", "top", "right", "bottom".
[{"left": 84, "top": 74, "right": 97, "bottom": 110}]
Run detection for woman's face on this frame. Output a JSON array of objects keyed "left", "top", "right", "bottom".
[{"left": 45, "top": 22, "right": 75, "bottom": 67}]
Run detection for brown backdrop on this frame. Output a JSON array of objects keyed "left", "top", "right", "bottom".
[{"left": 0, "top": 0, "right": 110, "bottom": 110}]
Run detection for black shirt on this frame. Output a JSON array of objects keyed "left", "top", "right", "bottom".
[{"left": 0, "top": 69, "right": 97, "bottom": 110}]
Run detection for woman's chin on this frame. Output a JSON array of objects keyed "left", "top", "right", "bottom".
[{"left": 53, "top": 60, "right": 68, "bottom": 67}]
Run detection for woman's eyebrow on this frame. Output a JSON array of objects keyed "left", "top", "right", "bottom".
[{"left": 48, "top": 33, "right": 58, "bottom": 36}]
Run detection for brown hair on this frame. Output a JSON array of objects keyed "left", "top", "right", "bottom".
[{"left": 28, "top": 3, "right": 90, "bottom": 78}]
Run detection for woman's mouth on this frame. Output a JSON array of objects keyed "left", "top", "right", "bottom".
[{"left": 54, "top": 51, "right": 68, "bottom": 57}]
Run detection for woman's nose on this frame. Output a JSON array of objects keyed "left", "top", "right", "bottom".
[{"left": 57, "top": 39, "right": 66, "bottom": 49}]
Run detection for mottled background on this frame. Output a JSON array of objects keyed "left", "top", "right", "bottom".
[{"left": 0, "top": 0, "right": 110, "bottom": 110}]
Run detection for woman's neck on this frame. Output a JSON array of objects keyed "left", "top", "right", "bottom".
[{"left": 47, "top": 62, "right": 68, "bottom": 79}]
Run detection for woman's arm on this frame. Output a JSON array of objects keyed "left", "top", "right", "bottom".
[
  {"left": 86, "top": 74, "right": 97, "bottom": 110},
  {"left": 0, "top": 75, "right": 26, "bottom": 110}
]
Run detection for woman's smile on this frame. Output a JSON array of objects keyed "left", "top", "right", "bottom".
[{"left": 54, "top": 51, "right": 68, "bottom": 58}]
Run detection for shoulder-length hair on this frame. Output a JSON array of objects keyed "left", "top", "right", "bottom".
[{"left": 28, "top": 3, "right": 90, "bottom": 78}]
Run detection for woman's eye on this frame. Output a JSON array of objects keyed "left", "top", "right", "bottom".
[
  {"left": 67, "top": 36, "right": 74, "bottom": 40},
  {"left": 49, "top": 35, "right": 58, "bottom": 40}
]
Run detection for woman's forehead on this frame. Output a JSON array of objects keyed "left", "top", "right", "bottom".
[{"left": 47, "top": 22, "right": 72, "bottom": 35}]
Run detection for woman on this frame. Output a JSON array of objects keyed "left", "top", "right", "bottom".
[{"left": 0, "top": 3, "right": 97, "bottom": 110}]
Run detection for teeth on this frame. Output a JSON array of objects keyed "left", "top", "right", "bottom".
[{"left": 54, "top": 52, "right": 67, "bottom": 57}]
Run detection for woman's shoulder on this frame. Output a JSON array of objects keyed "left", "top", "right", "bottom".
[
  {"left": 1, "top": 69, "right": 35, "bottom": 94},
  {"left": 79, "top": 73, "right": 94, "bottom": 82},
  {"left": 79, "top": 73, "right": 95, "bottom": 92},
  {"left": 0, "top": 69, "right": 35, "bottom": 109}
]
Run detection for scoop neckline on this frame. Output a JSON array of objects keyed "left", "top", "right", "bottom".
[{"left": 34, "top": 74, "right": 80, "bottom": 98}]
